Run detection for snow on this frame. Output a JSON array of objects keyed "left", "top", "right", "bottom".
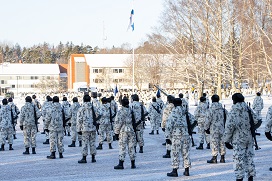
[{"left": 0, "top": 95, "right": 272, "bottom": 181}]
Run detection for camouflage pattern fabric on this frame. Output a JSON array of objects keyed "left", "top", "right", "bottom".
[
  {"left": 252, "top": 96, "right": 263, "bottom": 119},
  {"left": 195, "top": 102, "right": 210, "bottom": 144},
  {"left": 148, "top": 102, "right": 161, "bottom": 131},
  {"left": 265, "top": 105, "right": 272, "bottom": 132},
  {"left": 0, "top": 105, "right": 15, "bottom": 145}
]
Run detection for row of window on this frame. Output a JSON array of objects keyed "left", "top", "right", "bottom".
[
  {"left": 11, "top": 84, "right": 37, "bottom": 88},
  {"left": 93, "top": 68, "right": 124, "bottom": 74},
  {"left": 0, "top": 76, "right": 57, "bottom": 83},
  {"left": 92, "top": 79, "right": 127, "bottom": 83}
]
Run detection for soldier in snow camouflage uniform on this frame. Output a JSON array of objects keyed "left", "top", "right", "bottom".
[
  {"left": 68, "top": 97, "right": 82, "bottom": 147},
  {"left": 110, "top": 96, "right": 118, "bottom": 140},
  {"left": 204, "top": 95, "right": 228, "bottom": 164},
  {"left": 32, "top": 95, "right": 42, "bottom": 110},
  {"left": 114, "top": 98, "right": 136, "bottom": 169},
  {"left": 0, "top": 98, "right": 17, "bottom": 151},
  {"left": 20, "top": 96, "right": 41, "bottom": 154},
  {"left": 161, "top": 95, "right": 175, "bottom": 158},
  {"left": 130, "top": 94, "right": 148, "bottom": 153},
  {"left": 77, "top": 95, "right": 97, "bottom": 163},
  {"left": 44, "top": 96, "right": 65, "bottom": 159},
  {"left": 41, "top": 96, "right": 52, "bottom": 144},
  {"left": 8, "top": 97, "right": 20, "bottom": 139},
  {"left": 148, "top": 97, "right": 161, "bottom": 135},
  {"left": 62, "top": 96, "right": 71, "bottom": 136},
  {"left": 265, "top": 104, "right": 272, "bottom": 171},
  {"left": 165, "top": 98, "right": 192, "bottom": 177},
  {"left": 156, "top": 93, "right": 164, "bottom": 129},
  {"left": 224, "top": 93, "right": 259, "bottom": 181},
  {"left": 252, "top": 92, "right": 263, "bottom": 119},
  {"left": 179, "top": 93, "right": 189, "bottom": 112}
]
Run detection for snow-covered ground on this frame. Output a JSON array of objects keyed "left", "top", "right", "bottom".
[{"left": 0, "top": 95, "right": 272, "bottom": 181}]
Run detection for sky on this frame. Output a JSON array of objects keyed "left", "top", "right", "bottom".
[{"left": 0, "top": 0, "right": 164, "bottom": 48}]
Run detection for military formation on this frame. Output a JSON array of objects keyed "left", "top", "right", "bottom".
[{"left": 0, "top": 89, "right": 271, "bottom": 181}]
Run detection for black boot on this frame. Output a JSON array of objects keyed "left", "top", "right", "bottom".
[
  {"left": 68, "top": 132, "right": 71, "bottom": 136},
  {"left": 9, "top": 144, "right": 14, "bottom": 150},
  {"left": 59, "top": 153, "right": 63, "bottom": 158},
  {"left": 270, "top": 167, "right": 272, "bottom": 171},
  {"left": 183, "top": 167, "right": 190, "bottom": 176},
  {"left": 41, "top": 131, "right": 45, "bottom": 134},
  {"left": 163, "top": 150, "right": 171, "bottom": 158},
  {"left": 206, "top": 143, "right": 210, "bottom": 149},
  {"left": 207, "top": 156, "right": 217, "bottom": 163},
  {"left": 13, "top": 135, "right": 17, "bottom": 139},
  {"left": 162, "top": 142, "right": 166, "bottom": 146},
  {"left": 131, "top": 160, "right": 136, "bottom": 169},
  {"left": 32, "top": 147, "right": 36, "bottom": 154},
  {"left": 114, "top": 160, "right": 124, "bottom": 169},
  {"left": 96, "top": 143, "right": 103, "bottom": 150},
  {"left": 64, "top": 130, "right": 67, "bottom": 136},
  {"left": 220, "top": 155, "right": 225, "bottom": 163},
  {"left": 109, "top": 143, "right": 113, "bottom": 149},
  {"left": 156, "top": 130, "right": 159, "bottom": 134},
  {"left": 167, "top": 168, "right": 178, "bottom": 177},
  {"left": 78, "top": 156, "right": 87, "bottom": 163},
  {"left": 92, "top": 154, "right": 96, "bottom": 163},
  {"left": 79, "top": 141, "right": 82, "bottom": 147},
  {"left": 47, "top": 152, "right": 56, "bottom": 159},
  {"left": 0, "top": 144, "right": 4, "bottom": 151},
  {"left": 248, "top": 176, "right": 253, "bottom": 181},
  {"left": 149, "top": 130, "right": 154, "bottom": 135},
  {"left": 236, "top": 179, "right": 243, "bottom": 181},
  {"left": 68, "top": 141, "right": 76, "bottom": 147},
  {"left": 43, "top": 139, "right": 49, "bottom": 144},
  {"left": 23, "top": 147, "right": 30, "bottom": 154},
  {"left": 196, "top": 143, "right": 204, "bottom": 150},
  {"left": 139, "top": 146, "right": 143, "bottom": 153}
]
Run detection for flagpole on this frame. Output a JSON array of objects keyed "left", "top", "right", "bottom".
[{"left": 132, "top": 48, "right": 135, "bottom": 93}]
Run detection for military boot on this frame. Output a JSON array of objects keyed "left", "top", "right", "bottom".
[
  {"left": 23, "top": 147, "right": 30, "bottom": 154},
  {"left": 78, "top": 155, "right": 87, "bottom": 163},
  {"left": 156, "top": 130, "right": 159, "bottom": 134},
  {"left": 207, "top": 156, "right": 217, "bottom": 164},
  {"left": 91, "top": 154, "right": 96, "bottom": 163},
  {"left": 9, "top": 144, "right": 14, "bottom": 150},
  {"left": 206, "top": 143, "right": 210, "bottom": 149},
  {"left": 59, "top": 153, "right": 63, "bottom": 158},
  {"left": 47, "top": 152, "right": 56, "bottom": 159},
  {"left": 183, "top": 167, "right": 190, "bottom": 176},
  {"left": 196, "top": 143, "right": 204, "bottom": 150},
  {"left": 163, "top": 150, "right": 171, "bottom": 158},
  {"left": 149, "top": 130, "right": 154, "bottom": 135},
  {"left": 248, "top": 176, "right": 253, "bottom": 181},
  {"left": 131, "top": 160, "right": 136, "bottom": 169},
  {"left": 236, "top": 179, "right": 243, "bottom": 181},
  {"left": 0, "top": 144, "right": 5, "bottom": 151},
  {"left": 220, "top": 155, "right": 225, "bottom": 163},
  {"left": 43, "top": 139, "right": 49, "bottom": 144},
  {"left": 68, "top": 132, "right": 71, "bottom": 136},
  {"left": 114, "top": 160, "right": 124, "bottom": 169},
  {"left": 109, "top": 143, "right": 113, "bottom": 149},
  {"left": 79, "top": 141, "right": 82, "bottom": 147},
  {"left": 96, "top": 143, "right": 103, "bottom": 150},
  {"left": 68, "top": 141, "right": 76, "bottom": 147},
  {"left": 13, "top": 135, "right": 17, "bottom": 139},
  {"left": 167, "top": 168, "right": 178, "bottom": 177},
  {"left": 139, "top": 146, "right": 143, "bottom": 153},
  {"left": 32, "top": 147, "right": 36, "bottom": 154}
]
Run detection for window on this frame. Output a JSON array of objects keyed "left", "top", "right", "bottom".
[
  {"left": 47, "top": 76, "right": 50, "bottom": 80},
  {"left": 113, "top": 79, "right": 118, "bottom": 83},
  {"left": 30, "top": 76, "right": 35, "bottom": 80},
  {"left": 1, "top": 80, "right": 4, "bottom": 84},
  {"left": 93, "top": 69, "right": 103, "bottom": 73},
  {"left": 12, "top": 85, "right": 15, "bottom": 88},
  {"left": 119, "top": 69, "right": 124, "bottom": 73},
  {"left": 35, "top": 76, "right": 38, "bottom": 79},
  {"left": 113, "top": 69, "right": 118, "bottom": 73},
  {"left": 113, "top": 69, "right": 124, "bottom": 73},
  {"left": 93, "top": 79, "right": 104, "bottom": 83}
]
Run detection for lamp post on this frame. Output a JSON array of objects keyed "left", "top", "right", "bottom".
[{"left": 17, "top": 76, "right": 19, "bottom": 96}]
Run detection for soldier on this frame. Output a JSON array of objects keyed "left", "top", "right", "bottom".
[
  {"left": 165, "top": 98, "right": 191, "bottom": 177},
  {"left": 194, "top": 96, "right": 210, "bottom": 149},
  {"left": 62, "top": 96, "right": 71, "bottom": 136},
  {"left": 32, "top": 95, "right": 42, "bottom": 109},
  {"left": 179, "top": 93, "right": 189, "bottom": 112},
  {"left": 114, "top": 98, "right": 136, "bottom": 169},
  {"left": 77, "top": 95, "right": 97, "bottom": 163},
  {"left": 184, "top": 91, "right": 189, "bottom": 105},
  {"left": 20, "top": 96, "right": 41, "bottom": 154},
  {"left": 204, "top": 95, "right": 227, "bottom": 164},
  {"left": 193, "top": 90, "right": 198, "bottom": 106},
  {"left": 148, "top": 97, "right": 161, "bottom": 135},
  {"left": 44, "top": 96, "right": 65, "bottom": 159},
  {"left": 109, "top": 96, "right": 118, "bottom": 140},
  {"left": 161, "top": 95, "right": 175, "bottom": 158},
  {"left": 8, "top": 97, "right": 20, "bottom": 139},
  {"left": 252, "top": 92, "right": 263, "bottom": 119},
  {"left": 224, "top": 93, "right": 259, "bottom": 181},
  {"left": 130, "top": 94, "right": 148, "bottom": 153},
  {"left": 156, "top": 91, "right": 164, "bottom": 128},
  {"left": 0, "top": 98, "right": 16, "bottom": 151},
  {"left": 265, "top": 103, "right": 272, "bottom": 171},
  {"left": 41, "top": 96, "right": 52, "bottom": 144},
  {"left": 68, "top": 97, "right": 82, "bottom": 147}
]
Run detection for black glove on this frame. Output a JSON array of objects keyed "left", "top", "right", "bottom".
[
  {"left": 162, "top": 128, "right": 165, "bottom": 132},
  {"left": 115, "top": 134, "right": 119, "bottom": 140},
  {"left": 20, "top": 125, "right": 23, "bottom": 130},
  {"left": 166, "top": 139, "right": 172, "bottom": 145},
  {"left": 44, "top": 129, "right": 49, "bottom": 132},
  {"left": 225, "top": 142, "right": 233, "bottom": 149},
  {"left": 265, "top": 132, "right": 272, "bottom": 141},
  {"left": 78, "top": 132, "right": 82, "bottom": 135},
  {"left": 147, "top": 117, "right": 150, "bottom": 121},
  {"left": 68, "top": 123, "right": 71, "bottom": 127},
  {"left": 205, "top": 129, "right": 210, "bottom": 134}
]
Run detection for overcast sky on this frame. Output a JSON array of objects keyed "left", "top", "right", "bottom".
[{"left": 0, "top": 0, "right": 164, "bottom": 48}]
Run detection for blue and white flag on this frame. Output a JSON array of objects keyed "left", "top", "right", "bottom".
[
  {"left": 114, "top": 85, "right": 118, "bottom": 96},
  {"left": 156, "top": 89, "right": 161, "bottom": 98},
  {"left": 127, "top": 9, "right": 134, "bottom": 31}
]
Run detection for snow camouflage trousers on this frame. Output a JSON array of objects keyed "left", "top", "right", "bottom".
[
  {"left": 118, "top": 132, "right": 136, "bottom": 161},
  {"left": 210, "top": 133, "right": 226, "bottom": 156},
  {"left": 49, "top": 131, "right": 64, "bottom": 153},
  {"left": 198, "top": 122, "right": 210, "bottom": 144},
  {"left": 23, "top": 125, "right": 37, "bottom": 148},
  {"left": 98, "top": 124, "right": 112, "bottom": 144},
  {"left": 171, "top": 135, "right": 191, "bottom": 169},
  {"left": 233, "top": 142, "right": 256, "bottom": 179},
  {"left": 82, "top": 131, "right": 96, "bottom": 156},
  {"left": 164, "top": 132, "right": 171, "bottom": 151},
  {"left": 150, "top": 117, "right": 160, "bottom": 131},
  {"left": 0, "top": 127, "right": 13, "bottom": 145},
  {"left": 135, "top": 129, "right": 144, "bottom": 147},
  {"left": 71, "top": 126, "right": 82, "bottom": 142}
]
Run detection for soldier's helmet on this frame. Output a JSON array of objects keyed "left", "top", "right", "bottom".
[
  {"left": 91, "top": 92, "right": 98, "bottom": 98},
  {"left": 25, "top": 96, "right": 32, "bottom": 103},
  {"left": 72, "top": 97, "right": 78, "bottom": 103},
  {"left": 173, "top": 98, "right": 182, "bottom": 107},
  {"left": 121, "top": 98, "right": 129, "bottom": 107}
]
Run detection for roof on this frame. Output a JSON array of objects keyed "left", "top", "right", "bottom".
[
  {"left": 84, "top": 54, "right": 132, "bottom": 68},
  {"left": 0, "top": 63, "right": 60, "bottom": 75}
]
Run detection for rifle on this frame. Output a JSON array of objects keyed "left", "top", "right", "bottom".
[
  {"left": 247, "top": 105, "right": 260, "bottom": 150},
  {"left": 91, "top": 103, "right": 101, "bottom": 135},
  {"left": 131, "top": 109, "right": 139, "bottom": 142},
  {"left": 223, "top": 105, "right": 226, "bottom": 126},
  {"left": 140, "top": 104, "right": 148, "bottom": 128},
  {"left": 10, "top": 108, "right": 15, "bottom": 131},
  {"left": 154, "top": 85, "right": 168, "bottom": 96},
  {"left": 33, "top": 105, "right": 39, "bottom": 132},
  {"left": 185, "top": 106, "right": 196, "bottom": 147}
]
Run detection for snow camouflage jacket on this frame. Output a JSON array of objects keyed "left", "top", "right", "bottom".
[
  {"left": 62, "top": 101, "right": 71, "bottom": 120},
  {"left": 44, "top": 102, "right": 64, "bottom": 132},
  {"left": 114, "top": 106, "right": 134, "bottom": 134},
  {"left": 252, "top": 96, "right": 263, "bottom": 111},
  {"left": 194, "top": 102, "right": 208, "bottom": 123},
  {"left": 20, "top": 102, "right": 41, "bottom": 127},
  {"left": 265, "top": 105, "right": 272, "bottom": 132},
  {"left": 70, "top": 102, "right": 81, "bottom": 127},
  {"left": 98, "top": 103, "right": 113, "bottom": 125},
  {"left": 130, "top": 101, "right": 148, "bottom": 123},
  {"left": 161, "top": 102, "right": 174, "bottom": 129},
  {"left": 224, "top": 102, "right": 259, "bottom": 145},
  {"left": 204, "top": 102, "right": 228, "bottom": 135},
  {"left": 41, "top": 101, "right": 52, "bottom": 118},
  {"left": 8, "top": 102, "right": 20, "bottom": 119},
  {"left": 148, "top": 102, "right": 161, "bottom": 120},
  {"left": 76, "top": 102, "right": 96, "bottom": 132},
  {"left": 0, "top": 105, "right": 16, "bottom": 129},
  {"left": 181, "top": 98, "right": 189, "bottom": 112},
  {"left": 110, "top": 100, "right": 118, "bottom": 117},
  {"left": 91, "top": 98, "right": 102, "bottom": 117},
  {"left": 156, "top": 98, "right": 165, "bottom": 113}
]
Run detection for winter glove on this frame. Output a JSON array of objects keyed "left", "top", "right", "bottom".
[
  {"left": 115, "top": 134, "right": 119, "bottom": 140},
  {"left": 68, "top": 123, "right": 71, "bottom": 127},
  {"left": 20, "top": 125, "right": 23, "bottom": 130},
  {"left": 166, "top": 139, "right": 172, "bottom": 145},
  {"left": 77, "top": 132, "right": 82, "bottom": 135},
  {"left": 44, "top": 129, "right": 49, "bottom": 132},
  {"left": 265, "top": 132, "right": 272, "bottom": 141},
  {"left": 225, "top": 142, "right": 233, "bottom": 149},
  {"left": 162, "top": 128, "right": 165, "bottom": 132},
  {"left": 205, "top": 129, "right": 210, "bottom": 134},
  {"left": 147, "top": 117, "right": 150, "bottom": 121}
]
